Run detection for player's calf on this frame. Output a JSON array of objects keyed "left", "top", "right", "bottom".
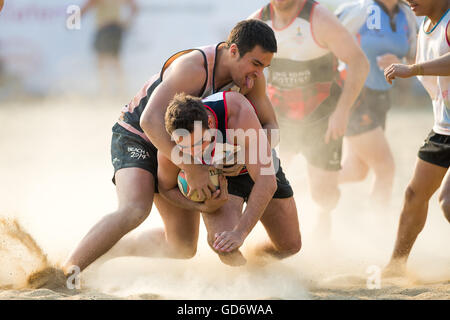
[{"left": 438, "top": 192, "right": 450, "bottom": 223}]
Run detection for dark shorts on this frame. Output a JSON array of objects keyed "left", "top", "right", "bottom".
[
  {"left": 346, "top": 87, "right": 391, "bottom": 137},
  {"left": 277, "top": 84, "right": 343, "bottom": 171},
  {"left": 418, "top": 130, "right": 450, "bottom": 168},
  {"left": 226, "top": 158, "right": 294, "bottom": 202},
  {"left": 110, "top": 123, "right": 158, "bottom": 191},
  {"left": 94, "top": 23, "right": 123, "bottom": 56}
]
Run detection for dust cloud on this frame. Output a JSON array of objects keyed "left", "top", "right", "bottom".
[{"left": 0, "top": 96, "right": 448, "bottom": 299}]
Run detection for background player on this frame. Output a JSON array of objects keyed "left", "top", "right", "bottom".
[
  {"left": 250, "top": 0, "right": 369, "bottom": 237},
  {"left": 336, "top": 0, "right": 418, "bottom": 207},
  {"left": 383, "top": 0, "right": 450, "bottom": 276}
]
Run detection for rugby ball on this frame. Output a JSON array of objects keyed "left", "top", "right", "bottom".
[{"left": 177, "top": 168, "right": 220, "bottom": 202}]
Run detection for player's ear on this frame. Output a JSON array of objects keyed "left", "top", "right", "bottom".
[{"left": 229, "top": 43, "right": 239, "bottom": 58}]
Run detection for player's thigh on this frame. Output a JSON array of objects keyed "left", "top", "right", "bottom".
[
  {"left": 202, "top": 195, "right": 244, "bottom": 242},
  {"left": 115, "top": 167, "right": 156, "bottom": 214},
  {"left": 407, "top": 158, "right": 447, "bottom": 202},
  {"left": 345, "top": 127, "right": 393, "bottom": 168},
  {"left": 307, "top": 164, "right": 339, "bottom": 191},
  {"left": 259, "top": 197, "right": 301, "bottom": 249},
  {"left": 153, "top": 193, "right": 200, "bottom": 246},
  {"left": 438, "top": 168, "right": 450, "bottom": 201},
  {"left": 341, "top": 138, "right": 369, "bottom": 172}
]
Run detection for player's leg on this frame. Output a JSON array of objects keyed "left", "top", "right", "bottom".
[
  {"left": 105, "top": 193, "right": 200, "bottom": 260},
  {"left": 341, "top": 127, "right": 395, "bottom": 206},
  {"left": 308, "top": 164, "right": 340, "bottom": 238},
  {"left": 202, "top": 194, "right": 247, "bottom": 266},
  {"left": 339, "top": 139, "right": 370, "bottom": 183},
  {"left": 438, "top": 168, "right": 450, "bottom": 223},
  {"left": 63, "top": 167, "right": 155, "bottom": 273},
  {"left": 256, "top": 196, "right": 301, "bottom": 259},
  {"left": 384, "top": 159, "right": 446, "bottom": 276}
]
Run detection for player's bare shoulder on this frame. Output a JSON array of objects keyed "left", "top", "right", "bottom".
[
  {"left": 161, "top": 50, "right": 207, "bottom": 95},
  {"left": 312, "top": 1, "right": 350, "bottom": 48},
  {"left": 225, "top": 91, "right": 255, "bottom": 125}
]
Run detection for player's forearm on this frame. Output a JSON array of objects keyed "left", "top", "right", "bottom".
[
  {"left": 262, "top": 123, "right": 280, "bottom": 148},
  {"left": 337, "top": 55, "right": 369, "bottom": 114},
  {"left": 234, "top": 175, "right": 276, "bottom": 238},
  {"left": 412, "top": 53, "right": 450, "bottom": 77},
  {"left": 159, "top": 187, "right": 203, "bottom": 212}
]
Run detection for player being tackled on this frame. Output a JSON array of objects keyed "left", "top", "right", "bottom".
[{"left": 157, "top": 91, "right": 301, "bottom": 266}]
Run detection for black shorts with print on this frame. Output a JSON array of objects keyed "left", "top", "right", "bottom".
[
  {"left": 346, "top": 87, "right": 391, "bottom": 136},
  {"left": 110, "top": 122, "right": 158, "bottom": 191}
]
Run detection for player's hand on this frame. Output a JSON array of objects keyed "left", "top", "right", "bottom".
[
  {"left": 384, "top": 63, "right": 415, "bottom": 84},
  {"left": 376, "top": 53, "right": 400, "bottom": 70},
  {"left": 221, "top": 164, "right": 245, "bottom": 177},
  {"left": 201, "top": 175, "right": 228, "bottom": 213},
  {"left": 184, "top": 165, "right": 216, "bottom": 201},
  {"left": 213, "top": 229, "right": 245, "bottom": 253},
  {"left": 324, "top": 109, "right": 349, "bottom": 144}
]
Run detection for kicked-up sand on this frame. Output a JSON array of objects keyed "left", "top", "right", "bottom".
[{"left": 0, "top": 96, "right": 448, "bottom": 300}]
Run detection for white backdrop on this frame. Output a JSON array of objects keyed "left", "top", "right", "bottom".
[{"left": 0, "top": 0, "right": 340, "bottom": 96}]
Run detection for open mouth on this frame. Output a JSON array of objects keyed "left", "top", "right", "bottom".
[
  {"left": 408, "top": 2, "right": 418, "bottom": 11},
  {"left": 245, "top": 76, "right": 255, "bottom": 89}
]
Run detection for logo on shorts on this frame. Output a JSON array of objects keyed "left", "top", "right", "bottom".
[
  {"left": 128, "top": 146, "right": 150, "bottom": 160},
  {"left": 360, "top": 114, "right": 372, "bottom": 126}
]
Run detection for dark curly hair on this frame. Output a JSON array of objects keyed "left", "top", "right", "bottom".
[
  {"left": 226, "top": 19, "right": 277, "bottom": 57},
  {"left": 165, "top": 93, "right": 209, "bottom": 135}
]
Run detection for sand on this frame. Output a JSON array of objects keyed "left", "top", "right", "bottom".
[{"left": 0, "top": 96, "right": 449, "bottom": 300}]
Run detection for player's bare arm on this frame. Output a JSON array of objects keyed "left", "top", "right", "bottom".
[
  {"left": 213, "top": 92, "right": 277, "bottom": 253},
  {"left": 157, "top": 152, "right": 228, "bottom": 214},
  {"left": 141, "top": 51, "right": 216, "bottom": 200},
  {"left": 385, "top": 51, "right": 450, "bottom": 84},
  {"left": 386, "top": 8, "right": 450, "bottom": 83},
  {"left": 245, "top": 74, "right": 280, "bottom": 148},
  {"left": 313, "top": 4, "right": 370, "bottom": 143}
]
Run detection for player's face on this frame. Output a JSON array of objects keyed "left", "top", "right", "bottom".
[
  {"left": 231, "top": 45, "right": 273, "bottom": 94},
  {"left": 174, "top": 129, "right": 213, "bottom": 158},
  {"left": 405, "top": 0, "right": 430, "bottom": 16},
  {"left": 270, "top": 0, "right": 299, "bottom": 12}
]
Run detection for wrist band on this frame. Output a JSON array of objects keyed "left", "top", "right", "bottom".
[{"left": 414, "top": 64, "right": 424, "bottom": 76}]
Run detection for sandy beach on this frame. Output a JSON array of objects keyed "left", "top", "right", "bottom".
[{"left": 0, "top": 97, "right": 449, "bottom": 300}]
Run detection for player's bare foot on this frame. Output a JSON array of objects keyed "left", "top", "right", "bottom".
[{"left": 382, "top": 260, "right": 407, "bottom": 278}]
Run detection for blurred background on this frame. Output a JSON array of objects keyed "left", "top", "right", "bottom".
[
  {"left": 1, "top": 0, "right": 448, "bottom": 299},
  {"left": 0, "top": 0, "right": 427, "bottom": 105}
]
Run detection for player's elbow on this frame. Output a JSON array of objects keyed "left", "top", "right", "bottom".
[
  {"left": 347, "top": 49, "right": 370, "bottom": 80},
  {"left": 140, "top": 107, "right": 159, "bottom": 137},
  {"left": 356, "top": 51, "right": 370, "bottom": 79}
]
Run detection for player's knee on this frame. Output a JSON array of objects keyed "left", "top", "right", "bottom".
[
  {"left": 355, "top": 167, "right": 369, "bottom": 181},
  {"left": 116, "top": 205, "right": 151, "bottom": 232},
  {"left": 279, "top": 238, "right": 302, "bottom": 257},
  {"left": 374, "top": 155, "right": 395, "bottom": 179},
  {"left": 207, "top": 233, "right": 216, "bottom": 251},
  {"left": 311, "top": 185, "right": 340, "bottom": 211},
  {"left": 404, "top": 185, "right": 426, "bottom": 207},
  {"left": 173, "top": 244, "right": 197, "bottom": 259},
  {"left": 438, "top": 193, "right": 450, "bottom": 223}
]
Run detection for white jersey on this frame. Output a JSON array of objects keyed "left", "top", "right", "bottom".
[
  {"left": 252, "top": 0, "right": 342, "bottom": 120},
  {"left": 416, "top": 9, "right": 450, "bottom": 135}
]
